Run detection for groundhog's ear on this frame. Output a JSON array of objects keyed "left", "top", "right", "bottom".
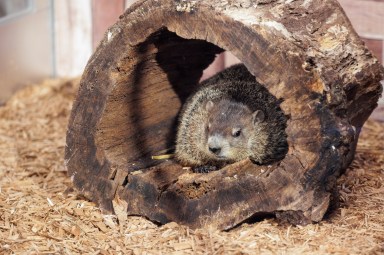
[
  {"left": 252, "top": 110, "right": 265, "bottom": 124},
  {"left": 205, "top": 100, "right": 214, "bottom": 112}
]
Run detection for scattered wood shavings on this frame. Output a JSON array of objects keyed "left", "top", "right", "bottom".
[{"left": 0, "top": 78, "right": 383, "bottom": 254}]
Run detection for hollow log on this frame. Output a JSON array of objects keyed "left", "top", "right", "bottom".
[{"left": 65, "top": 0, "right": 383, "bottom": 229}]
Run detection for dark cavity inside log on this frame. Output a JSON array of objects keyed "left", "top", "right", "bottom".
[{"left": 95, "top": 29, "right": 223, "bottom": 171}]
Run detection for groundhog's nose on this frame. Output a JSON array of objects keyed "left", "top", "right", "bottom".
[{"left": 209, "top": 147, "right": 221, "bottom": 155}]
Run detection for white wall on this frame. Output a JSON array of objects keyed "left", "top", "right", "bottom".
[{"left": 53, "top": 0, "right": 92, "bottom": 77}]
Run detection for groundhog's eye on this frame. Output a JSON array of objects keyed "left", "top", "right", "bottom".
[{"left": 232, "top": 128, "right": 241, "bottom": 137}]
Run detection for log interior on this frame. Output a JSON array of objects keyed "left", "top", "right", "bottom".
[{"left": 95, "top": 29, "right": 223, "bottom": 171}]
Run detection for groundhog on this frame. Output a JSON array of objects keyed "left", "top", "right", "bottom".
[{"left": 175, "top": 64, "right": 288, "bottom": 172}]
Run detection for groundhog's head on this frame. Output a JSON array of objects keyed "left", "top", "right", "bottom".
[{"left": 204, "top": 99, "right": 265, "bottom": 162}]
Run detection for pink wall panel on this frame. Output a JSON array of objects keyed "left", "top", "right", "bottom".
[{"left": 92, "top": 0, "right": 125, "bottom": 49}]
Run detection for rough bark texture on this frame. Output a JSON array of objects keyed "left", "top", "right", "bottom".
[{"left": 65, "top": 0, "right": 383, "bottom": 229}]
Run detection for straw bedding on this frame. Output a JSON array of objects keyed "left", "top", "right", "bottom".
[{"left": 0, "top": 79, "right": 383, "bottom": 254}]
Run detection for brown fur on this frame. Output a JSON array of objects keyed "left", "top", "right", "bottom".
[{"left": 175, "top": 64, "right": 288, "bottom": 169}]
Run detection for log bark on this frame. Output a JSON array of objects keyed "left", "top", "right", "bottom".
[{"left": 65, "top": 0, "right": 383, "bottom": 229}]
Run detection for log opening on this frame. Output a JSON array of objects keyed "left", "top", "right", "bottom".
[{"left": 95, "top": 29, "right": 223, "bottom": 171}]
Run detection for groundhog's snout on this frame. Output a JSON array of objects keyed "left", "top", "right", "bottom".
[
  {"left": 209, "top": 146, "right": 221, "bottom": 155},
  {"left": 207, "top": 135, "right": 226, "bottom": 157}
]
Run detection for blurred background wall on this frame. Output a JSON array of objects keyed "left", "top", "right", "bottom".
[
  {"left": 0, "top": 0, "right": 54, "bottom": 103},
  {"left": 0, "top": 0, "right": 383, "bottom": 104}
]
